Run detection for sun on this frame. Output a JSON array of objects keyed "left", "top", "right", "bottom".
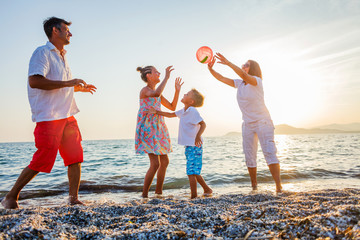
[{"left": 265, "top": 61, "right": 325, "bottom": 127}]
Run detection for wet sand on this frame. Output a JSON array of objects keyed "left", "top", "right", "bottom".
[{"left": 1, "top": 188, "right": 359, "bottom": 239}]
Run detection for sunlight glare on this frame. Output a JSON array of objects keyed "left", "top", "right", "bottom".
[{"left": 259, "top": 47, "right": 326, "bottom": 128}]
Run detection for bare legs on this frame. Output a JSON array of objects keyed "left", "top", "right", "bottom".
[
  {"left": 188, "top": 175, "right": 212, "bottom": 199},
  {"left": 247, "top": 164, "right": 282, "bottom": 192},
  {"left": 268, "top": 163, "right": 282, "bottom": 192},
  {"left": 142, "top": 154, "right": 169, "bottom": 198},
  {"left": 247, "top": 167, "right": 258, "bottom": 190},
  {"left": 1, "top": 163, "right": 84, "bottom": 209},
  {"left": 68, "top": 163, "right": 84, "bottom": 205},
  {"left": 1, "top": 167, "right": 38, "bottom": 209}
]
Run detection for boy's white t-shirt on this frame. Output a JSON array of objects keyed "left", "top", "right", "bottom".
[
  {"left": 175, "top": 107, "right": 203, "bottom": 146},
  {"left": 233, "top": 76, "right": 271, "bottom": 123}
]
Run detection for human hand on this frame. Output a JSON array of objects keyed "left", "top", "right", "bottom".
[
  {"left": 195, "top": 135, "right": 202, "bottom": 147},
  {"left": 208, "top": 58, "right": 216, "bottom": 70},
  {"left": 164, "top": 66, "right": 174, "bottom": 79},
  {"left": 70, "top": 78, "right": 86, "bottom": 87},
  {"left": 147, "top": 107, "right": 157, "bottom": 114},
  {"left": 215, "top": 53, "right": 230, "bottom": 66},
  {"left": 175, "top": 77, "right": 184, "bottom": 92},
  {"left": 78, "top": 84, "right": 97, "bottom": 94}
]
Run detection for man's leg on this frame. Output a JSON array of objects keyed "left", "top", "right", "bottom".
[
  {"left": 68, "top": 162, "right": 83, "bottom": 205},
  {"left": 1, "top": 167, "right": 39, "bottom": 209},
  {"left": 59, "top": 117, "right": 84, "bottom": 204},
  {"left": 2, "top": 120, "right": 62, "bottom": 209}
]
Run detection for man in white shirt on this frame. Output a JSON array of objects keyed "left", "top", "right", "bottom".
[{"left": 1, "top": 17, "right": 96, "bottom": 209}]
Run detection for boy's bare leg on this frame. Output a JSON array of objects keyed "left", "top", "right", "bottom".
[
  {"left": 188, "top": 175, "right": 198, "bottom": 199},
  {"left": 247, "top": 167, "right": 258, "bottom": 190},
  {"left": 1, "top": 166, "right": 39, "bottom": 209},
  {"left": 155, "top": 154, "right": 169, "bottom": 195},
  {"left": 142, "top": 154, "right": 160, "bottom": 198},
  {"left": 195, "top": 175, "right": 212, "bottom": 195},
  {"left": 68, "top": 162, "right": 84, "bottom": 205},
  {"left": 268, "top": 163, "right": 282, "bottom": 193}
]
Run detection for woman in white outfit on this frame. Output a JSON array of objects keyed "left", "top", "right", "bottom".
[{"left": 208, "top": 53, "right": 282, "bottom": 193}]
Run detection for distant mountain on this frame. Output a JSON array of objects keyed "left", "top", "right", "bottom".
[
  {"left": 224, "top": 123, "right": 360, "bottom": 136},
  {"left": 274, "top": 124, "right": 348, "bottom": 135},
  {"left": 315, "top": 122, "right": 360, "bottom": 132}
]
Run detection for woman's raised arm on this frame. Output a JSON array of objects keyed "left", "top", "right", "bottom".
[{"left": 207, "top": 58, "right": 235, "bottom": 87}]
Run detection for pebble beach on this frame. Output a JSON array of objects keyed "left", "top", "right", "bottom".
[{"left": 1, "top": 188, "right": 359, "bottom": 239}]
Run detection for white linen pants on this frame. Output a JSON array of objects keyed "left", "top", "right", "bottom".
[{"left": 242, "top": 119, "right": 279, "bottom": 168}]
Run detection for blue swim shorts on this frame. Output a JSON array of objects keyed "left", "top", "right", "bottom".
[{"left": 185, "top": 146, "right": 203, "bottom": 175}]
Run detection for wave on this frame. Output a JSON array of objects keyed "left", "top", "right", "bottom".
[{"left": 2, "top": 168, "right": 358, "bottom": 201}]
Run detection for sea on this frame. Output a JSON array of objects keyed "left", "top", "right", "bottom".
[{"left": 1, "top": 134, "right": 359, "bottom": 207}]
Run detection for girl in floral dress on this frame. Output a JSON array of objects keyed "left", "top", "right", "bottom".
[{"left": 135, "top": 65, "right": 183, "bottom": 198}]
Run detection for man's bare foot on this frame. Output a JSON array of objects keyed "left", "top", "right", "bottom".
[{"left": 1, "top": 196, "right": 19, "bottom": 209}]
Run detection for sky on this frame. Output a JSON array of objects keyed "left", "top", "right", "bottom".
[{"left": 0, "top": 0, "right": 359, "bottom": 142}]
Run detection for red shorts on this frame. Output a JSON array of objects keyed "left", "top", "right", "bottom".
[{"left": 28, "top": 116, "right": 83, "bottom": 173}]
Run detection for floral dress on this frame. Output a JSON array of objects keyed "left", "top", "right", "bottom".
[{"left": 135, "top": 97, "right": 172, "bottom": 155}]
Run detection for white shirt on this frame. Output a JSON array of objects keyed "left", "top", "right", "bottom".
[
  {"left": 175, "top": 107, "right": 203, "bottom": 146},
  {"left": 234, "top": 76, "right": 271, "bottom": 123},
  {"left": 27, "top": 42, "right": 79, "bottom": 122}
]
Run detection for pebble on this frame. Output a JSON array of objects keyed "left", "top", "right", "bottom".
[{"left": 0, "top": 188, "right": 359, "bottom": 239}]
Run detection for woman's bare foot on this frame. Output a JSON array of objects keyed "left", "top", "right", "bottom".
[
  {"left": 154, "top": 193, "right": 164, "bottom": 199},
  {"left": 69, "top": 199, "right": 85, "bottom": 206},
  {"left": 1, "top": 196, "right": 19, "bottom": 209},
  {"left": 69, "top": 196, "right": 85, "bottom": 206}
]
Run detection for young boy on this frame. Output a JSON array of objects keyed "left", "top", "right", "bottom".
[{"left": 149, "top": 89, "right": 212, "bottom": 199}]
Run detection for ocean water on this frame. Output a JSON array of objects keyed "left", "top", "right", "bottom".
[{"left": 1, "top": 134, "right": 359, "bottom": 206}]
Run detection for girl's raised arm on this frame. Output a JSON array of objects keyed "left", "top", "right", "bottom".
[
  {"left": 141, "top": 66, "right": 174, "bottom": 98},
  {"left": 161, "top": 77, "right": 183, "bottom": 111}
]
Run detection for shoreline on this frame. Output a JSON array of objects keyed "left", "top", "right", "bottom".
[{"left": 1, "top": 188, "right": 359, "bottom": 239}]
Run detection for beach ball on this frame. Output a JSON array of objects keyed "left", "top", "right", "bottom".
[{"left": 196, "top": 46, "right": 213, "bottom": 64}]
